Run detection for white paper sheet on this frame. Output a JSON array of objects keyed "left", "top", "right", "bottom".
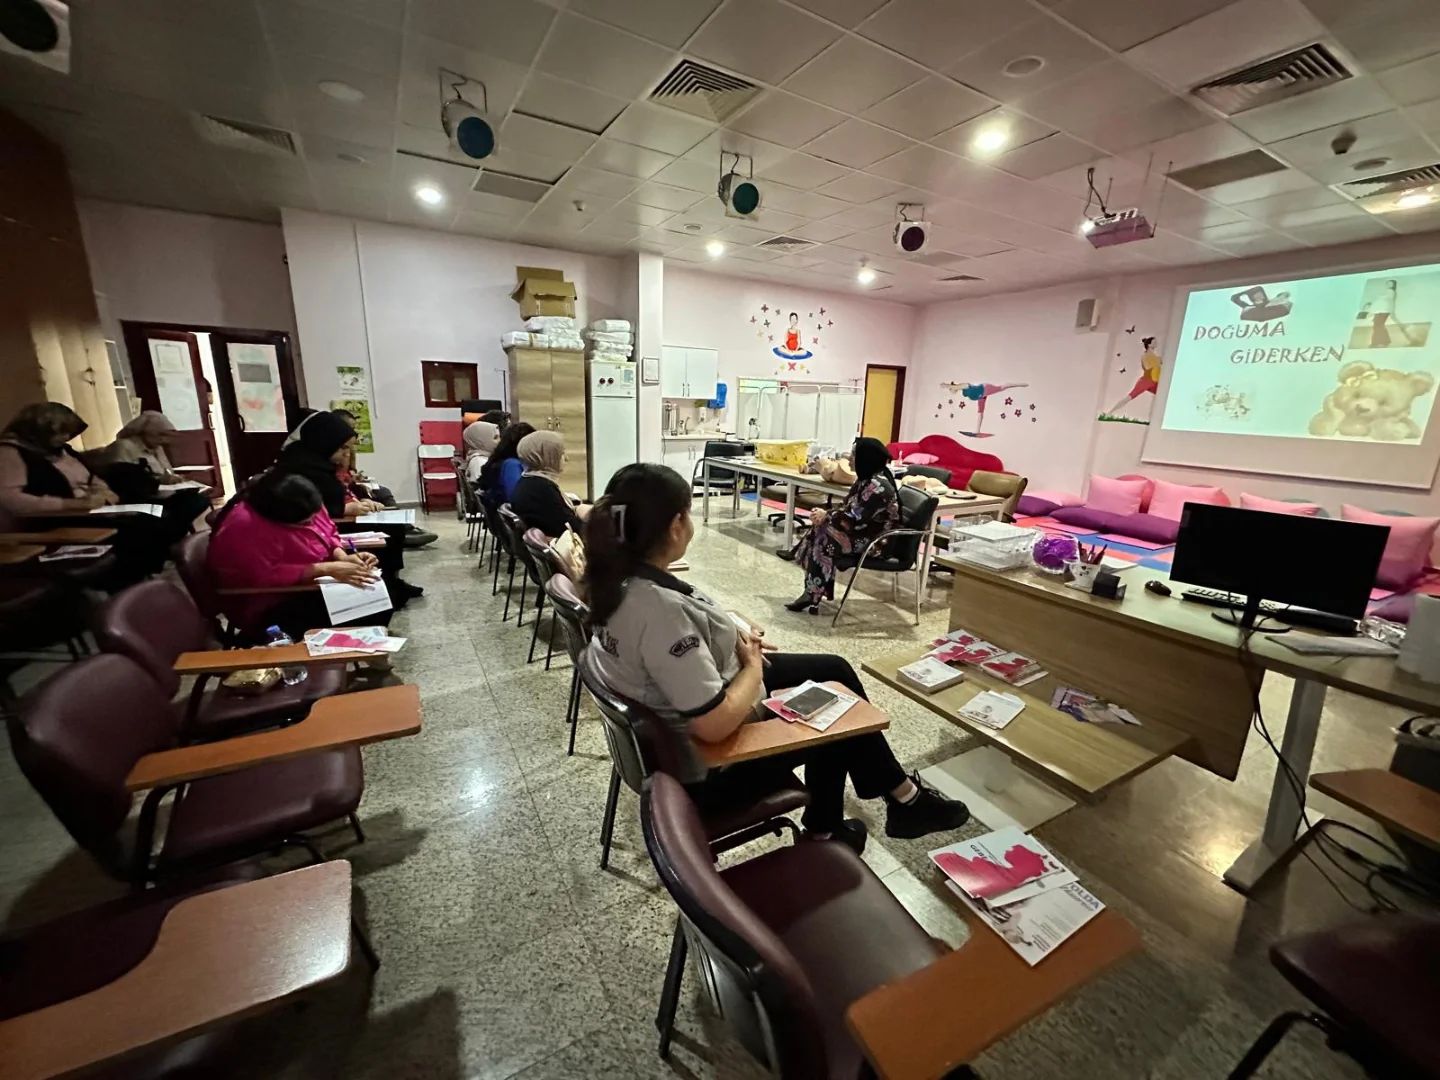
[
  {"left": 356, "top": 508, "right": 416, "bottom": 525},
  {"left": 765, "top": 680, "right": 858, "bottom": 732},
  {"left": 945, "top": 879, "right": 1105, "bottom": 966},
  {"left": 317, "top": 578, "right": 392, "bottom": 623},
  {"left": 90, "top": 503, "right": 163, "bottom": 517},
  {"left": 158, "top": 481, "right": 206, "bottom": 494}
]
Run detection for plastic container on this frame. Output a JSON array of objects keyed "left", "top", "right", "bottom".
[
  {"left": 753, "top": 439, "right": 811, "bottom": 469},
  {"left": 265, "top": 625, "right": 307, "bottom": 686},
  {"left": 947, "top": 521, "right": 1038, "bottom": 571}
]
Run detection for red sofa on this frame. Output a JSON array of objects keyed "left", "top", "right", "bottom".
[{"left": 887, "top": 435, "right": 1004, "bottom": 489}]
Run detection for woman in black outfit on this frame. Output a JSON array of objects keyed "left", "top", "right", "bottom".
[
  {"left": 509, "top": 430, "right": 590, "bottom": 538},
  {"left": 270, "top": 412, "right": 422, "bottom": 605},
  {"left": 477, "top": 421, "right": 535, "bottom": 508}
]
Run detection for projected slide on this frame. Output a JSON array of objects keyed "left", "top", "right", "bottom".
[{"left": 1160, "top": 262, "right": 1440, "bottom": 444}]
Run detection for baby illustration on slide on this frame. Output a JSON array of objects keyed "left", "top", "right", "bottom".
[{"left": 1309, "top": 360, "right": 1436, "bottom": 441}]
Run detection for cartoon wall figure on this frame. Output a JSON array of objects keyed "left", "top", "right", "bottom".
[
  {"left": 772, "top": 312, "right": 813, "bottom": 361},
  {"left": 1105, "top": 336, "right": 1161, "bottom": 418},
  {"left": 940, "top": 380, "right": 1028, "bottom": 437}
]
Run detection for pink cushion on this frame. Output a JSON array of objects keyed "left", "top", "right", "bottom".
[
  {"left": 1341, "top": 505, "right": 1439, "bottom": 589},
  {"left": 1086, "top": 475, "right": 1148, "bottom": 516},
  {"left": 1148, "top": 479, "right": 1229, "bottom": 522},
  {"left": 1239, "top": 492, "right": 1321, "bottom": 516},
  {"left": 1117, "top": 474, "right": 1155, "bottom": 512},
  {"left": 903, "top": 452, "right": 939, "bottom": 465}
]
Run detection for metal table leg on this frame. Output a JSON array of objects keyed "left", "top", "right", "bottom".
[
  {"left": 783, "top": 483, "right": 796, "bottom": 547},
  {"left": 701, "top": 459, "right": 711, "bottom": 522},
  {"left": 1223, "top": 676, "right": 1327, "bottom": 894}
]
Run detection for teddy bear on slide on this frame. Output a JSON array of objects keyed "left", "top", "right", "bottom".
[{"left": 1308, "top": 360, "right": 1436, "bottom": 442}]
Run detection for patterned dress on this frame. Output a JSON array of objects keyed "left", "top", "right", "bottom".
[{"left": 793, "top": 476, "right": 901, "bottom": 604}]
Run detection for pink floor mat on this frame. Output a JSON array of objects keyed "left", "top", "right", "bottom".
[{"left": 1095, "top": 532, "right": 1172, "bottom": 551}]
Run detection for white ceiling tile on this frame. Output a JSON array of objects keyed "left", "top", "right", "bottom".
[
  {"left": 930, "top": 110, "right": 1055, "bottom": 160},
  {"left": 1300, "top": 138, "right": 1440, "bottom": 186},
  {"left": 788, "top": 0, "right": 889, "bottom": 28},
  {"left": 451, "top": 209, "right": 516, "bottom": 237},
  {"left": 483, "top": 144, "right": 576, "bottom": 184},
  {"left": 1016, "top": 61, "right": 1172, "bottom": 132},
  {"left": 462, "top": 191, "right": 536, "bottom": 218},
  {"left": 1265, "top": 201, "right": 1369, "bottom": 229},
  {"left": 407, "top": 0, "right": 557, "bottom": 64},
  {"left": 317, "top": 185, "right": 393, "bottom": 221},
  {"left": 286, "top": 0, "right": 407, "bottom": 30},
  {"left": 1044, "top": 0, "right": 1237, "bottom": 52},
  {"left": 500, "top": 114, "right": 598, "bottom": 163},
  {"left": 727, "top": 92, "right": 846, "bottom": 146},
  {"left": 557, "top": 166, "right": 645, "bottom": 199},
  {"left": 1033, "top": 153, "right": 1149, "bottom": 196},
  {"left": 792, "top": 217, "right": 859, "bottom": 242},
  {"left": 1124, "top": 0, "right": 1322, "bottom": 94},
  {"left": 580, "top": 140, "right": 675, "bottom": 179},
  {"left": 1230, "top": 78, "right": 1396, "bottom": 144},
  {"left": 816, "top": 170, "right": 906, "bottom": 204},
  {"left": 605, "top": 102, "right": 716, "bottom": 156},
  {"left": 1267, "top": 112, "right": 1415, "bottom": 166},
  {"left": 1379, "top": 53, "right": 1440, "bottom": 107},
  {"left": 631, "top": 182, "right": 706, "bottom": 211},
  {"left": 718, "top": 221, "right": 779, "bottom": 244},
  {"left": 1188, "top": 219, "right": 1281, "bottom": 242},
  {"left": 651, "top": 156, "right": 722, "bottom": 192},
  {"left": 1408, "top": 97, "right": 1440, "bottom": 135},
  {"left": 867, "top": 144, "right": 973, "bottom": 192},
  {"left": 803, "top": 118, "right": 913, "bottom": 169},
  {"left": 1382, "top": 202, "right": 1440, "bottom": 235},
  {"left": 1147, "top": 186, "right": 1248, "bottom": 231},
  {"left": 783, "top": 37, "right": 927, "bottom": 114},
  {"left": 749, "top": 206, "right": 808, "bottom": 233},
  {"left": 683, "top": 131, "right": 792, "bottom": 174},
  {"left": 1285, "top": 215, "right": 1397, "bottom": 246},
  {"left": 990, "top": 133, "right": 1099, "bottom": 180},
  {"left": 583, "top": 218, "right": 645, "bottom": 241},
  {"left": 688, "top": 0, "right": 842, "bottom": 83},
  {"left": 828, "top": 201, "right": 898, "bottom": 230},
  {"left": 1204, "top": 167, "right": 1325, "bottom": 205},
  {"left": 259, "top": 3, "right": 402, "bottom": 78},
  {"left": 533, "top": 13, "right": 676, "bottom": 99},
  {"left": 391, "top": 154, "right": 479, "bottom": 213},
  {"left": 1225, "top": 185, "right": 1349, "bottom": 222},
  {"left": 398, "top": 38, "right": 528, "bottom": 130},
  {"left": 1089, "top": 97, "right": 1212, "bottom": 155},
  {"left": 949, "top": 16, "right": 1109, "bottom": 104},
  {"left": 1206, "top": 232, "right": 1309, "bottom": 257},
  {"left": 1321, "top": 0, "right": 1440, "bottom": 71},
  {"left": 926, "top": 227, "right": 1013, "bottom": 256},
  {"left": 515, "top": 72, "right": 629, "bottom": 134},
  {"left": 567, "top": 0, "right": 721, "bottom": 48},
  {"left": 860, "top": 0, "right": 1033, "bottom": 71},
  {"left": 863, "top": 78, "right": 993, "bottom": 140},
  {"left": 756, "top": 152, "right": 851, "bottom": 189},
  {"left": 1126, "top": 123, "right": 1261, "bottom": 174}
]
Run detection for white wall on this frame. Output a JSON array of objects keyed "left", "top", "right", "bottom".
[
  {"left": 77, "top": 200, "right": 300, "bottom": 384},
  {"left": 907, "top": 233, "right": 1440, "bottom": 516},
  {"left": 281, "top": 209, "right": 627, "bottom": 502}
]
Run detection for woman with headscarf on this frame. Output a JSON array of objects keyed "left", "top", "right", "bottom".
[
  {"left": 270, "top": 411, "right": 422, "bottom": 603},
  {"left": 784, "top": 437, "right": 900, "bottom": 614},
  {"left": 478, "top": 421, "right": 535, "bottom": 507},
  {"left": 92, "top": 410, "right": 212, "bottom": 534},
  {"left": 462, "top": 419, "right": 502, "bottom": 483},
  {"left": 510, "top": 430, "right": 590, "bottom": 538}
]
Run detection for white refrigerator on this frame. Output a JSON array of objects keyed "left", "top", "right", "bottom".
[{"left": 587, "top": 360, "right": 637, "bottom": 496}]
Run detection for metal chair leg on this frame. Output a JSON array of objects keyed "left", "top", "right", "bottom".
[
  {"left": 831, "top": 564, "right": 863, "bottom": 627},
  {"left": 599, "top": 767, "right": 622, "bottom": 869},
  {"left": 348, "top": 812, "right": 366, "bottom": 844},
  {"left": 544, "top": 610, "right": 556, "bottom": 670},
  {"left": 913, "top": 566, "right": 922, "bottom": 625},
  {"left": 502, "top": 559, "right": 517, "bottom": 620},
  {"left": 516, "top": 574, "right": 529, "bottom": 627},
  {"left": 527, "top": 593, "right": 545, "bottom": 662},
  {"left": 1228, "top": 1012, "right": 1318, "bottom": 1080},
  {"left": 656, "top": 918, "right": 688, "bottom": 1058},
  {"left": 566, "top": 668, "right": 581, "bottom": 756},
  {"left": 351, "top": 916, "right": 381, "bottom": 971},
  {"left": 492, "top": 545, "right": 504, "bottom": 594}
]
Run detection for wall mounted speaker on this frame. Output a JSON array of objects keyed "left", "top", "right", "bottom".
[
  {"left": 718, "top": 172, "right": 761, "bottom": 216},
  {"left": 894, "top": 220, "right": 929, "bottom": 253},
  {"left": 1075, "top": 297, "right": 1099, "bottom": 330},
  {"left": 442, "top": 98, "right": 496, "bottom": 160}
]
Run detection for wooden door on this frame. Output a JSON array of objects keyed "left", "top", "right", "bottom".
[
  {"left": 121, "top": 323, "right": 222, "bottom": 488},
  {"left": 550, "top": 350, "right": 589, "bottom": 498},
  {"left": 862, "top": 364, "right": 905, "bottom": 444},
  {"left": 210, "top": 330, "right": 302, "bottom": 483}
]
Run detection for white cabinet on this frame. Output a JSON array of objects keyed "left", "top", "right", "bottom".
[
  {"left": 661, "top": 345, "right": 720, "bottom": 399},
  {"left": 662, "top": 443, "right": 698, "bottom": 481}
]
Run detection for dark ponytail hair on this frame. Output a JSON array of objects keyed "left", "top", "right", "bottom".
[{"left": 584, "top": 463, "right": 692, "bottom": 625}]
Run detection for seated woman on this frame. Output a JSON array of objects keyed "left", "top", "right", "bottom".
[
  {"left": 785, "top": 437, "right": 900, "bottom": 614},
  {"left": 0, "top": 403, "right": 168, "bottom": 585},
  {"left": 477, "top": 421, "right": 535, "bottom": 507},
  {"left": 462, "top": 418, "right": 502, "bottom": 483},
  {"left": 91, "top": 410, "right": 211, "bottom": 535},
  {"left": 271, "top": 411, "right": 421, "bottom": 604},
  {"left": 208, "top": 470, "right": 388, "bottom": 641},
  {"left": 583, "top": 462, "right": 968, "bottom": 852},
  {"left": 510, "top": 430, "right": 590, "bottom": 539}
]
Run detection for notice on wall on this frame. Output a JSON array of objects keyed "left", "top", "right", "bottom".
[
  {"left": 337, "top": 365, "right": 368, "bottom": 395},
  {"left": 149, "top": 339, "right": 203, "bottom": 431},
  {"left": 332, "top": 398, "right": 374, "bottom": 453},
  {"left": 228, "top": 342, "right": 288, "bottom": 433}
]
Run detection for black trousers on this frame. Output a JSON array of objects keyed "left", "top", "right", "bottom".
[
  {"left": 258, "top": 591, "right": 394, "bottom": 642},
  {"left": 336, "top": 521, "right": 407, "bottom": 578},
  {"left": 693, "top": 652, "right": 908, "bottom": 832}
]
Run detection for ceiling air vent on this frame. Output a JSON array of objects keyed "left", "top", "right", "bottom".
[
  {"left": 1338, "top": 162, "right": 1440, "bottom": 199},
  {"left": 758, "top": 235, "right": 814, "bottom": 254},
  {"left": 474, "top": 171, "right": 552, "bottom": 202},
  {"left": 1169, "top": 149, "right": 1286, "bottom": 191},
  {"left": 649, "top": 60, "right": 760, "bottom": 123},
  {"left": 1191, "top": 42, "right": 1351, "bottom": 116},
  {"left": 939, "top": 274, "right": 983, "bottom": 282},
  {"left": 195, "top": 114, "right": 297, "bottom": 156}
]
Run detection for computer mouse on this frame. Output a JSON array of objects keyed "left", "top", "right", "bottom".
[{"left": 1144, "top": 579, "right": 1172, "bottom": 597}]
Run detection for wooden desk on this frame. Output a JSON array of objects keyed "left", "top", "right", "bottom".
[
  {"left": 942, "top": 559, "right": 1440, "bottom": 893},
  {"left": 0, "top": 862, "right": 352, "bottom": 1080},
  {"left": 1311, "top": 768, "right": 1440, "bottom": 850},
  {"left": 127, "top": 683, "right": 421, "bottom": 790},
  {"left": 174, "top": 642, "right": 376, "bottom": 674},
  {"left": 0, "top": 527, "right": 116, "bottom": 544},
  {"left": 0, "top": 544, "right": 43, "bottom": 565},
  {"left": 696, "top": 682, "right": 889, "bottom": 768},
  {"left": 847, "top": 906, "right": 1141, "bottom": 1080},
  {"left": 863, "top": 650, "right": 1187, "bottom": 800}
]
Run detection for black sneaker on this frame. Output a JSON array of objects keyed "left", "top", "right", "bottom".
[
  {"left": 885, "top": 775, "right": 970, "bottom": 839},
  {"left": 803, "top": 818, "right": 867, "bottom": 856}
]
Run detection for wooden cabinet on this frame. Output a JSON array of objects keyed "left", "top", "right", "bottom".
[
  {"left": 507, "top": 347, "right": 590, "bottom": 498},
  {"left": 660, "top": 346, "right": 719, "bottom": 399}
]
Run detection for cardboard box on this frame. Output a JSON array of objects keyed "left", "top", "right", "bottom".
[
  {"left": 515, "top": 265, "right": 565, "bottom": 283},
  {"left": 512, "top": 274, "right": 577, "bottom": 318}
]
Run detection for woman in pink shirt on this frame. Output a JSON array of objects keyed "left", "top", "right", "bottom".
[{"left": 208, "top": 470, "right": 389, "bottom": 641}]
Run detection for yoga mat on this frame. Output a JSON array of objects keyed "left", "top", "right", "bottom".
[
  {"left": 1021, "top": 518, "right": 1094, "bottom": 536},
  {"left": 1147, "top": 551, "right": 1174, "bottom": 566},
  {"left": 1370, "top": 586, "right": 1396, "bottom": 601},
  {"left": 1095, "top": 533, "right": 1172, "bottom": 552}
]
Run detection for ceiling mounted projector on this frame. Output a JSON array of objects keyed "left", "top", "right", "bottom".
[
  {"left": 893, "top": 203, "right": 928, "bottom": 253},
  {"left": 439, "top": 70, "right": 495, "bottom": 161},
  {"left": 1082, "top": 208, "right": 1154, "bottom": 248},
  {"left": 718, "top": 152, "right": 760, "bottom": 217}
]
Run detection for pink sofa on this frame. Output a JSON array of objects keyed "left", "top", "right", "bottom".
[{"left": 887, "top": 435, "right": 1003, "bottom": 489}]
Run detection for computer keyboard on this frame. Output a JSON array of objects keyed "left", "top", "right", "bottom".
[{"left": 1179, "top": 588, "right": 1357, "bottom": 634}]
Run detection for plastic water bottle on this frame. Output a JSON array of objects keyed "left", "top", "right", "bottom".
[{"left": 265, "top": 625, "right": 308, "bottom": 686}]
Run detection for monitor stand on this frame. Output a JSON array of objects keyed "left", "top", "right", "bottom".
[{"left": 1211, "top": 594, "right": 1291, "bottom": 635}]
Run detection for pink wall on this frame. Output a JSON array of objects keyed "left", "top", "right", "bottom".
[{"left": 907, "top": 233, "right": 1440, "bottom": 517}]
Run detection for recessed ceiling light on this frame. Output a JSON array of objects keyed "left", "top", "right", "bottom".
[
  {"left": 1353, "top": 157, "right": 1391, "bottom": 172},
  {"left": 971, "top": 125, "right": 1010, "bottom": 155},
  {"left": 337, "top": 152, "right": 367, "bottom": 165},
  {"left": 318, "top": 79, "right": 365, "bottom": 104},
  {"left": 1002, "top": 55, "right": 1045, "bottom": 77},
  {"left": 414, "top": 184, "right": 444, "bottom": 207},
  {"left": 1397, "top": 190, "right": 1437, "bottom": 210},
  {"left": 684, "top": 223, "right": 702, "bottom": 232},
  {"left": 705, "top": 239, "right": 726, "bottom": 257},
  {"left": 857, "top": 263, "right": 876, "bottom": 285}
]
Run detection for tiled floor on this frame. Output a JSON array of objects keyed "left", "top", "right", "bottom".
[{"left": 0, "top": 507, "right": 1421, "bottom": 1078}]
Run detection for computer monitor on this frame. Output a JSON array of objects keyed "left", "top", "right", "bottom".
[{"left": 1170, "top": 504, "right": 1390, "bottom": 625}]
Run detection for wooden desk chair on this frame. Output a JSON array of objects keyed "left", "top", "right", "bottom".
[
  {"left": 831, "top": 486, "right": 940, "bottom": 627},
  {"left": 1230, "top": 914, "right": 1440, "bottom": 1080},
  {"left": 965, "top": 469, "right": 1027, "bottom": 522},
  {"left": 544, "top": 574, "right": 589, "bottom": 755},
  {"left": 641, "top": 772, "right": 942, "bottom": 1070},
  {"left": 93, "top": 579, "right": 346, "bottom": 741},
  {"left": 10, "top": 654, "right": 417, "bottom": 884}
]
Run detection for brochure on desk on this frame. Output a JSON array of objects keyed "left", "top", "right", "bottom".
[{"left": 945, "top": 879, "right": 1105, "bottom": 967}]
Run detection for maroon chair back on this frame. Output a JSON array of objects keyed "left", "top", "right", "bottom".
[
  {"left": 545, "top": 575, "right": 589, "bottom": 666},
  {"left": 576, "top": 649, "right": 689, "bottom": 790},
  {"left": 642, "top": 773, "right": 827, "bottom": 1077},
  {"left": 93, "top": 580, "right": 213, "bottom": 697},
  {"left": 172, "top": 532, "right": 228, "bottom": 638},
  {"left": 9, "top": 655, "right": 177, "bottom": 874}
]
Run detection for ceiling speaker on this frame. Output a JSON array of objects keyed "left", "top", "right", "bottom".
[
  {"left": 0, "top": 0, "right": 68, "bottom": 73},
  {"left": 718, "top": 172, "right": 761, "bottom": 217},
  {"left": 442, "top": 98, "right": 496, "bottom": 160},
  {"left": 894, "top": 220, "right": 929, "bottom": 253}
]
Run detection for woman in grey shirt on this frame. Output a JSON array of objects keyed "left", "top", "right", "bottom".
[{"left": 584, "top": 463, "right": 969, "bottom": 852}]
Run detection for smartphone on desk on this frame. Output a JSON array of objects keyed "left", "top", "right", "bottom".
[{"left": 783, "top": 685, "right": 839, "bottom": 719}]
